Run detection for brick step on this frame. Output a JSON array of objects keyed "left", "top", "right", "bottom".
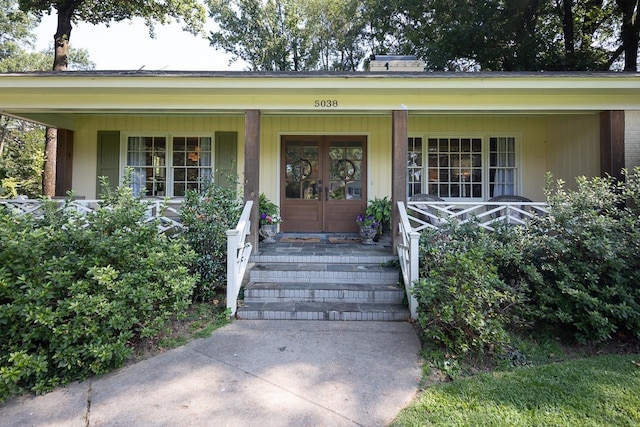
[
  {"left": 236, "top": 301, "right": 410, "bottom": 321},
  {"left": 249, "top": 263, "right": 400, "bottom": 284},
  {"left": 244, "top": 282, "right": 405, "bottom": 304},
  {"left": 250, "top": 252, "right": 397, "bottom": 265}
]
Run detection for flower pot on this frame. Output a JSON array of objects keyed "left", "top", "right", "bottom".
[
  {"left": 259, "top": 224, "right": 278, "bottom": 244},
  {"left": 359, "top": 225, "right": 377, "bottom": 245}
]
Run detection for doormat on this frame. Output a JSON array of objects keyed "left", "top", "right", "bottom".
[
  {"left": 328, "top": 237, "right": 362, "bottom": 244},
  {"left": 279, "top": 237, "right": 321, "bottom": 243}
]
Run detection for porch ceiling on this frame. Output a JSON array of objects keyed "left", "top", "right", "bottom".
[{"left": 1, "top": 71, "right": 640, "bottom": 129}]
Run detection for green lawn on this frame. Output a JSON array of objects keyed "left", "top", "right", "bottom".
[{"left": 392, "top": 354, "right": 640, "bottom": 427}]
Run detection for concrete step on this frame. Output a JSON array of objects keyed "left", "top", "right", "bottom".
[
  {"left": 250, "top": 252, "right": 397, "bottom": 265},
  {"left": 244, "top": 282, "right": 405, "bottom": 304},
  {"left": 236, "top": 301, "right": 410, "bottom": 321},
  {"left": 248, "top": 262, "right": 400, "bottom": 284}
]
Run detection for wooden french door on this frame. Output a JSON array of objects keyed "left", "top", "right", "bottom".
[{"left": 281, "top": 135, "right": 367, "bottom": 233}]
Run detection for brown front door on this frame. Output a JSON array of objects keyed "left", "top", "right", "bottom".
[{"left": 281, "top": 135, "right": 367, "bottom": 233}]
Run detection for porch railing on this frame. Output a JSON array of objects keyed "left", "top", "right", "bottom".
[
  {"left": 0, "top": 198, "right": 185, "bottom": 233},
  {"left": 406, "top": 200, "right": 549, "bottom": 232},
  {"left": 226, "top": 200, "right": 253, "bottom": 316},
  {"left": 397, "top": 199, "right": 549, "bottom": 320}
]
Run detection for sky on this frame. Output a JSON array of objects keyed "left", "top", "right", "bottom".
[{"left": 34, "top": 13, "right": 246, "bottom": 71}]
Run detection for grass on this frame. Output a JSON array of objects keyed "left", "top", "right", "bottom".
[{"left": 392, "top": 353, "right": 640, "bottom": 426}]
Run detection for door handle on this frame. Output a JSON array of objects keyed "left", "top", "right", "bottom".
[{"left": 325, "top": 186, "right": 329, "bottom": 201}]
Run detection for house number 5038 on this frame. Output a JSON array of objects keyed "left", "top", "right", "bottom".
[{"left": 314, "top": 100, "right": 339, "bottom": 108}]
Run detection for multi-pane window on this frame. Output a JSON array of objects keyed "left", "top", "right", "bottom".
[
  {"left": 125, "top": 134, "right": 213, "bottom": 197},
  {"left": 408, "top": 134, "right": 518, "bottom": 200},
  {"left": 428, "top": 137, "right": 482, "bottom": 198},
  {"left": 172, "top": 137, "right": 212, "bottom": 197},
  {"left": 127, "top": 136, "right": 167, "bottom": 196}
]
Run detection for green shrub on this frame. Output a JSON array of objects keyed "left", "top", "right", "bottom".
[
  {"left": 180, "top": 179, "right": 242, "bottom": 302},
  {"left": 523, "top": 174, "right": 640, "bottom": 342},
  {"left": 0, "top": 179, "right": 196, "bottom": 401},
  {"left": 414, "top": 221, "right": 528, "bottom": 355}
]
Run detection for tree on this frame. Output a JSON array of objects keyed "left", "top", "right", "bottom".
[
  {"left": 207, "top": 0, "right": 383, "bottom": 71},
  {"left": 399, "top": 0, "right": 636, "bottom": 71},
  {"left": 0, "top": 118, "right": 44, "bottom": 198},
  {"left": 17, "top": 0, "right": 207, "bottom": 196},
  {"left": 1, "top": 0, "right": 94, "bottom": 198},
  {"left": 207, "top": 0, "right": 316, "bottom": 71},
  {"left": 615, "top": 0, "right": 640, "bottom": 70},
  {"left": 0, "top": 0, "right": 38, "bottom": 66}
]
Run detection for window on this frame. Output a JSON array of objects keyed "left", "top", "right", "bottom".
[
  {"left": 407, "top": 137, "right": 423, "bottom": 197},
  {"left": 407, "top": 134, "right": 519, "bottom": 200},
  {"left": 172, "top": 136, "right": 212, "bottom": 197},
  {"left": 489, "top": 137, "right": 516, "bottom": 197},
  {"left": 124, "top": 134, "right": 213, "bottom": 197}
]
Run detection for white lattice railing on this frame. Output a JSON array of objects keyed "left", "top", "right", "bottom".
[
  {"left": 226, "top": 200, "right": 253, "bottom": 316},
  {"left": 397, "top": 199, "right": 549, "bottom": 320},
  {"left": 0, "top": 198, "right": 185, "bottom": 233},
  {"left": 406, "top": 200, "right": 549, "bottom": 232}
]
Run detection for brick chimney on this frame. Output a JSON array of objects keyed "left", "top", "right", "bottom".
[{"left": 369, "top": 55, "right": 425, "bottom": 72}]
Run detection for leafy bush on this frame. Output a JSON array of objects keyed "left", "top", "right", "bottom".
[
  {"left": 180, "top": 179, "right": 242, "bottom": 302},
  {"left": 0, "top": 179, "right": 196, "bottom": 401},
  {"left": 523, "top": 174, "right": 640, "bottom": 342},
  {"left": 414, "top": 221, "right": 528, "bottom": 355}
]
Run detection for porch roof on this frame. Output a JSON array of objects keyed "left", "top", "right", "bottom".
[{"left": 1, "top": 71, "right": 640, "bottom": 129}]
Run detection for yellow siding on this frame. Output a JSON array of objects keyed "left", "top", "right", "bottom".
[
  {"left": 545, "top": 114, "right": 600, "bottom": 189},
  {"left": 72, "top": 115, "right": 245, "bottom": 198},
  {"left": 626, "top": 111, "right": 640, "bottom": 171},
  {"left": 72, "top": 113, "right": 601, "bottom": 203}
]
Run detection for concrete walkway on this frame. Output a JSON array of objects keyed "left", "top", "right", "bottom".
[{"left": 1, "top": 320, "right": 422, "bottom": 427}]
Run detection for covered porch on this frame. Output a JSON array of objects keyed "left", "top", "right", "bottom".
[{"left": 1, "top": 72, "right": 638, "bottom": 255}]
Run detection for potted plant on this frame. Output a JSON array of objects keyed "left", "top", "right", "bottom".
[
  {"left": 365, "top": 196, "right": 392, "bottom": 237},
  {"left": 356, "top": 213, "right": 379, "bottom": 245},
  {"left": 259, "top": 194, "right": 281, "bottom": 243}
]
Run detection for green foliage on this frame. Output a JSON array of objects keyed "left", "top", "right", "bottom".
[
  {"left": 400, "top": 0, "right": 619, "bottom": 71},
  {"left": 19, "top": 0, "right": 206, "bottom": 35},
  {"left": 0, "top": 0, "right": 35, "bottom": 61},
  {"left": 0, "top": 117, "right": 44, "bottom": 198},
  {"left": 365, "top": 196, "right": 391, "bottom": 230},
  {"left": 414, "top": 171, "right": 640, "bottom": 355},
  {"left": 523, "top": 173, "right": 640, "bottom": 342},
  {"left": 180, "top": 179, "right": 242, "bottom": 302},
  {"left": 206, "top": 0, "right": 379, "bottom": 71},
  {"left": 414, "top": 221, "right": 528, "bottom": 355},
  {"left": 0, "top": 178, "right": 196, "bottom": 401},
  {"left": 259, "top": 193, "right": 278, "bottom": 217}
]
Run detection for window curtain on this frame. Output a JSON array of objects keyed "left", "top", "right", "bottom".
[
  {"left": 493, "top": 138, "right": 515, "bottom": 196},
  {"left": 127, "top": 137, "right": 147, "bottom": 196}
]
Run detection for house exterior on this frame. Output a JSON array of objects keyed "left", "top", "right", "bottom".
[{"left": 1, "top": 69, "right": 640, "bottom": 251}]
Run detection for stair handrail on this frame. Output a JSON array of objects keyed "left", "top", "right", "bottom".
[
  {"left": 226, "top": 200, "right": 254, "bottom": 316},
  {"left": 396, "top": 201, "right": 420, "bottom": 320}
]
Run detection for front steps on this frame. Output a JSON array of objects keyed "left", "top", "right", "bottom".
[{"left": 236, "top": 239, "right": 410, "bottom": 321}]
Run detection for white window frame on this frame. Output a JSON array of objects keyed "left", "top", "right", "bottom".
[
  {"left": 120, "top": 132, "right": 216, "bottom": 197},
  {"left": 408, "top": 132, "right": 522, "bottom": 201}
]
